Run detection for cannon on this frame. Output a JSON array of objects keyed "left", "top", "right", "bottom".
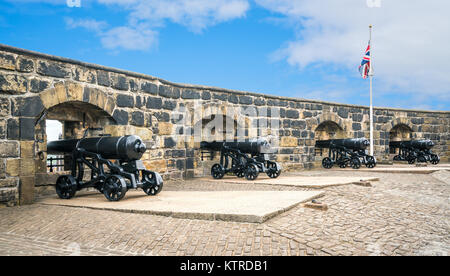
[
  {"left": 315, "top": 138, "right": 376, "bottom": 169},
  {"left": 389, "top": 140, "right": 439, "bottom": 164},
  {"left": 47, "top": 135, "right": 163, "bottom": 201},
  {"left": 200, "top": 138, "right": 282, "bottom": 180}
]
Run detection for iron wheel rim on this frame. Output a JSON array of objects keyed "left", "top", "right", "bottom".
[
  {"left": 55, "top": 175, "right": 77, "bottom": 199},
  {"left": 211, "top": 164, "right": 225, "bottom": 179},
  {"left": 245, "top": 164, "right": 259, "bottom": 181},
  {"left": 103, "top": 175, "right": 127, "bottom": 201},
  {"left": 322, "top": 158, "right": 333, "bottom": 169}
]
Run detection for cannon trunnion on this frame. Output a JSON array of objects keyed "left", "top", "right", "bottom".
[
  {"left": 200, "top": 138, "right": 281, "bottom": 181},
  {"left": 315, "top": 138, "right": 376, "bottom": 169},
  {"left": 389, "top": 139, "right": 439, "bottom": 165},
  {"left": 48, "top": 135, "right": 163, "bottom": 201}
]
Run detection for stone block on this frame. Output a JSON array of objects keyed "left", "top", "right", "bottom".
[
  {"left": 37, "top": 61, "right": 71, "bottom": 78},
  {"left": 39, "top": 87, "right": 59, "bottom": 109},
  {"left": 286, "top": 109, "right": 299, "bottom": 119},
  {"left": 146, "top": 96, "right": 162, "bottom": 109},
  {"left": 0, "top": 187, "right": 17, "bottom": 204},
  {"left": 19, "top": 118, "right": 35, "bottom": 140},
  {"left": 159, "top": 122, "right": 173, "bottom": 135},
  {"left": 131, "top": 111, "right": 145, "bottom": 126},
  {"left": 20, "top": 159, "right": 35, "bottom": 176},
  {"left": 182, "top": 89, "right": 200, "bottom": 100},
  {"left": 104, "top": 96, "right": 116, "bottom": 115},
  {"left": 97, "top": 70, "right": 110, "bottom": 87},
  {"left": 201, "top": 91, "right": 211, "bottom": 100},
  {"left": 134, "top": 127, "right": 153, "bottom": 141},
  {"left": 0, "top": 52, "right": 16, "bottom": 70},
  {"left": 11, "top": 96, "right": 44, "bottom": 117},
  {"left": 0, "top": 97, "right": 10, "bottom": 116},
  {"left": 66, "top": 81, "right": 83, "bottom": 102},
  {"left": 73, "top": 67, "right": 96, "bottom": 83},
  {"left": 239, "top": 95, "right": 253, "bottom": 105},
  {"left": 144, "top": 159, "right": 167, "bottom": 173},
  {"left": 0, "top": 74, "right": 28, "bottom": 94},
  {"left": 140, "top": 81, "right": 158, "bottom": 95},
  {"left": 162, "top": 100, "right": 177, "bottom": 110},
  {"left": 0, "top": 141, "right": 19, "bottom": 158},
  {"left": 0, "top": 178, "right": 18, "bottom": 188},
  {"left": 280, "top": 137, "right": 298, "bottom": 147},
  {"left": 111, "top": 73, "right": 129, "bottom": 91},
  {"left": 112, "top": 109, "right": 129, "bottom": 125},
  {"left": 20, "top": 141, "right": 35, "bottom": 158},
  {"left": 159, "top": 85, "right": 180, "bottom": 99},
  {"left": 164, "top": 137, "right": 176, "bottom": 148},
  {"left": 129, "top": 78, "right": 139, "bottom": 92},
  {"left": 0, "top": 158, "right": 4, "bottom": 178},
  {"left": 16, "top": 57, "right": 34, "bottom": 72},
  {"left": 116, "top": 94, "right": 134, "bottom": 108},
  {"left": 19, "top": 176, "right": 35, "bottom": 205},
  {"left": 29, "top": 77, "right": 50, "bottom": 93}
]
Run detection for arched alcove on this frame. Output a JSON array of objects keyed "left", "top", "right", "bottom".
[
  {"left": 389, "top": 124, "right": 413, "bottom": 155},
  {"left": 313, "top": 121, "right": 346, "bottom": 158}
]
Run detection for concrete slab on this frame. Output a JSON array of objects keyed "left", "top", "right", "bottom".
[
  {"left": 353, "top": 165, "right": 450, "bottom": 174},
  {"left": 203, "top": 176, "right": 379, "bottom": 188},
  {"left": 37, "top": 190, "right": 324, "bottom": 223}
]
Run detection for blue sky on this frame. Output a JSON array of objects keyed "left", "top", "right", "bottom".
[{"left": 1, "top": 0, "right": 449, "bottom": 111}]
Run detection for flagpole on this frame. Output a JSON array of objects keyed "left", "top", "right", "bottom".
[{"left": 369, "top": 25, "right": 374, "bottom": 156}]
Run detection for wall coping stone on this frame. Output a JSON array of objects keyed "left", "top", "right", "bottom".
[{"left": 1, "top": 43, "right": 449, "bottom": 114}]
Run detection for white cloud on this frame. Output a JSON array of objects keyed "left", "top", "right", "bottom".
[
  {"left": 65, "top": 17, "right": 108, "bottom": 32},
  {"left": 99, "top": 0, "right": 250, "bottom": 33},
  {"left": 64, "top": 0, "right": 249, "bottom": 50},
  {"left": 65, "top": 18, "right": 156, "bottom": 50},
  {"left": 101, "top": 25, "right": 157, "bottom": 51},
  {"left": 256, "top": 0, "right": 450, "bottom": 101}
]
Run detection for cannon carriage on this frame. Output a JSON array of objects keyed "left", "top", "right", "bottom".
[
  {"left": 389, "top": 140, "right": 440, "bottom": 165},
  {"left": 315, "top": 138, "right": 376, "bottom": 169},
  {"left": 200, "top": 138, "right": 282, "bottom": 180},
  {"left": 47, "top": 135, "right": 163, "bottom": 201}
]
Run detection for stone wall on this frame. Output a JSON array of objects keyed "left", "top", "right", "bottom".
[{"left": 0, "top": 44, "right": 449, "bottom": 206}]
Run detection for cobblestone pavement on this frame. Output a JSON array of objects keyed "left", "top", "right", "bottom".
[{"left": 0, "top": 170, "right": 449, "bottom": 256}]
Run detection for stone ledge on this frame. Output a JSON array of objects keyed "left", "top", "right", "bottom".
[{"left": 1, "top": 44, "right": 449, "bottom": 114}]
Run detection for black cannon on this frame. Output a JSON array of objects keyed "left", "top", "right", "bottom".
[
  {"left": 315, "top": 138, "right": 376, "bottom": 169},
  {"left": 200, "top": 138, "right": 281, "bottom": 180},
  {"left": 47, "top": 135, "right": 163, "bottom": 201},
  {"left": 389, "top": 140, "right": 439, "bottom": 164}
]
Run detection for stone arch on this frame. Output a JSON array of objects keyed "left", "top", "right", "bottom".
[
  {"left": 311, "top": 113, "right": 348, "bottom": 135},
  {"left": 35, "top": 82, "right": 118, "bottom": 177},
  {"left": 39, "top": 81, "right": 116, "bottom": 118},
  {"left": 191, "top": 102, "right": 249, "bottom": 142},
  {"left": 314, "top": 121, "right": 346, "bottom": 141},
  {"left": 313, "top": 119, "right": 347, "bottom": 158},
  {"left": 383, "top": 117, "right": 414, "bottom": 132},
  {"left": 312, "top": 113, "right": 348, "bottom": 139},
  {"left": 389, "top": 123, "right": 413, "bottom": 141}
]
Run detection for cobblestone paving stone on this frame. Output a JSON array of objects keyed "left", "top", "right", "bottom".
[{"left": 0, "top": 170, "right": 448, "bottom": 256}]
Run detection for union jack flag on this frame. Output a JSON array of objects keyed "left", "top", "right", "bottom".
[{"left": 359, "top": 43, "right": 371, "bottom": 79}]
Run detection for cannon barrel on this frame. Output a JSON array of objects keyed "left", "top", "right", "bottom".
[
  {"left": 47, "top": 135, "right": 147, "bottom": 161},
  {"left": 200, "top": 138, "right": 273, "bottom": 154},
  {"left": 315, "top": 138, "right": 370, "bottom": 150},
  {"left": 389, "top": 140, "right": 434, "bottom": 150}
]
